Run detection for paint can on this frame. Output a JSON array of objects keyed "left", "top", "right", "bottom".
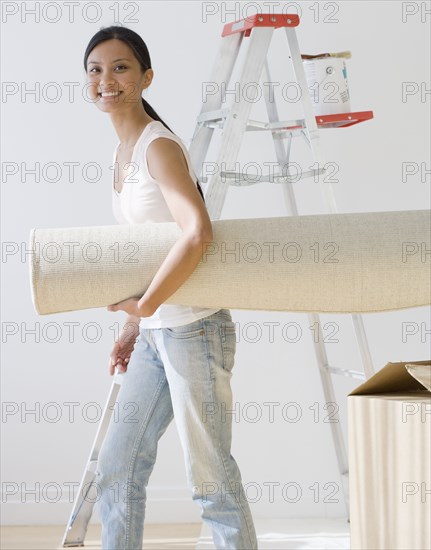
[{"left": 302, "top": 56, "right": 351, "bottom": 115}]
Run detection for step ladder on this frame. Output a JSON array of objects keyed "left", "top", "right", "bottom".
[
  {"left": 61, "top": 12, "right": 374, "bottom": 547},
  {"left": 188, "top": 11, "right": 374, "bottom": 522}
]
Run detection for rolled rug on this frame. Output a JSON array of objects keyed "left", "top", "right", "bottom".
[{"left": 29, "top": 209, "right": 430, "bottom": 315}]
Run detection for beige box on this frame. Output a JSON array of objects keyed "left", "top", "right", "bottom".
[{"left": 348, "top": 360, "right": 431, "bottom": 550}]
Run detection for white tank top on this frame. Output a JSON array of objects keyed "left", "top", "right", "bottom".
[{"left": 111, "top": 120, "right": 219, "bottom": 328}]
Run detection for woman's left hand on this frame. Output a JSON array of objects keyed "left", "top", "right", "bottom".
[{"left": 107, "top": 297, "right": 156, "bottom": 317}]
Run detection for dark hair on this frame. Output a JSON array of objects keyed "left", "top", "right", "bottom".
[{"left": 83, "top": 25, "right": 205, "bottom": 204}]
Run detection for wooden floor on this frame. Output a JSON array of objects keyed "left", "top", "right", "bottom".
[{"left": 0, "top": 523, "right": 202, "bottom": 550}]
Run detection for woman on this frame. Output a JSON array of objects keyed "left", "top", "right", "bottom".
[{"left": 83, "top": 26, "right": 258, "bottom": 549}]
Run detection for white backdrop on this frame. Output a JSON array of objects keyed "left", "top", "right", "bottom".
[{"left": 1, "top": 0, "right": 430, "bottom": 525}]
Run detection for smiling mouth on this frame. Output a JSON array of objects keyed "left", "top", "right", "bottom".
[{"left": 98, "top": 91, "right": 123, "bottom": 97}]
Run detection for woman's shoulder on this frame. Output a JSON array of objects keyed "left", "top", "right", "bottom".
[
  {"left": 142, "top": 121, "right": 190, "bottom": 155},
  {"left": 146, "top": 120, "right": 173, "bottom": 137},
  {"left": 142, "top": 121, "right": 196, "bottom": 178}
]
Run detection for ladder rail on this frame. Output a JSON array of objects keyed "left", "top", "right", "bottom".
[
  {"left": 261, "top": 59, "right": 298, "bottom": 218},
  {"left": 352, "top": 314, "right": 375, "bottom": 379},
  {"left": 189, "top": 33, "right": 243, "bottom": 178},
  {"left": 62, "top": 375, "right": 124, "bottom": 546},
  {"left": 205, "top": 27, "right": 275, "bottom": 219},
  {"left": 262, "top": 57, "right": 350, "bottom": 515},
  {"left": 285, "top": 27, "right": 339, "bottom": 214}
]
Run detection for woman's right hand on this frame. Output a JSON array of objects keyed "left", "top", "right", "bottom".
[{"left": 109, "top": 317, "right": 140, "bottom": 376}]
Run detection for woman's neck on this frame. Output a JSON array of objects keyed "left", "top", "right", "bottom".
[{"left": 110, "top": 106, "right": 155, "bottom": 148}]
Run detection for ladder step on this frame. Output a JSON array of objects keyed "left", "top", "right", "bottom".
[
  {"left": 222, "top": 14, "right": 300, "bottom": 37},
  {"left": 197, "top": 111, "right": 374, "bottom": 131},
  {"left": 200, "top": 117, "right": 308, "bottom": 138},
  {"left": 316, "top": 111, "right": 374, "bottom": 128},
  {"left": 200, "top": 167, "right": 326, "bottom": 185},
  {"left": 196, "top": 110, "right": 309, "bottom": 130},
  {"left": 196, "top": 108, "right": 230, "bottom": 124}
]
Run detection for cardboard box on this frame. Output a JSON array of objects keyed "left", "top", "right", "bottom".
[{"left": 348, "top": 360, "right": 431, "bottom": 550}]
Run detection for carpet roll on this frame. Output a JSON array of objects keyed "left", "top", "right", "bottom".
[{"left": 29, "top": 209, "right": 430, "bottom": 315}]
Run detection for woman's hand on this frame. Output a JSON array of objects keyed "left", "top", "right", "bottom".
[
  {"left": 107, "top": 296, "right": 156, "bottom": 317},
  {"left": 109, "top": 317, "right": 140, "bottom": 376}
]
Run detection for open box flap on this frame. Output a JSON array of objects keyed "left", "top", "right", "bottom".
[
  {"left": 348, "top": 360, "right": 431, "bottom": 396},
  {"left": 406, "top": 363, "right": 431, "bottom": 391}
]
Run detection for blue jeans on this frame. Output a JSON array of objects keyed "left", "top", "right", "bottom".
[{"left": 94, "top": 308, "right": 258, "bottom": 549}]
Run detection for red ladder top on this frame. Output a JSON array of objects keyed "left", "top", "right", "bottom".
[{"left": 222, "top": 13, "right": 300, "bottom": 37}]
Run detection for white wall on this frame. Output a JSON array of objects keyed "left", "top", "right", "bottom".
[{"left": 1, "top": 0, "right": 429, "bottom": 525}]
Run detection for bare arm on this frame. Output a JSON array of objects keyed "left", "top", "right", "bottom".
[
  {"left": 124, "top": 313, "right": 141, "bottom": 331},
  {"left": 136, "top": 137, "right": 213, "bottom": 316}
]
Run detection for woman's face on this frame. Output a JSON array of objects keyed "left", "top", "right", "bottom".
[{"left": 86, "top": 38, "right": 153, "bottom": 112}]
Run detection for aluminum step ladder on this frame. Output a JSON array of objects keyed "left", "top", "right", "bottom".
[
  {"left": 61, "top": 11, "right": 374, "bottom": 547},
  {"left": 187, "top": 12, "right": 374, "bottom": 521}
]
